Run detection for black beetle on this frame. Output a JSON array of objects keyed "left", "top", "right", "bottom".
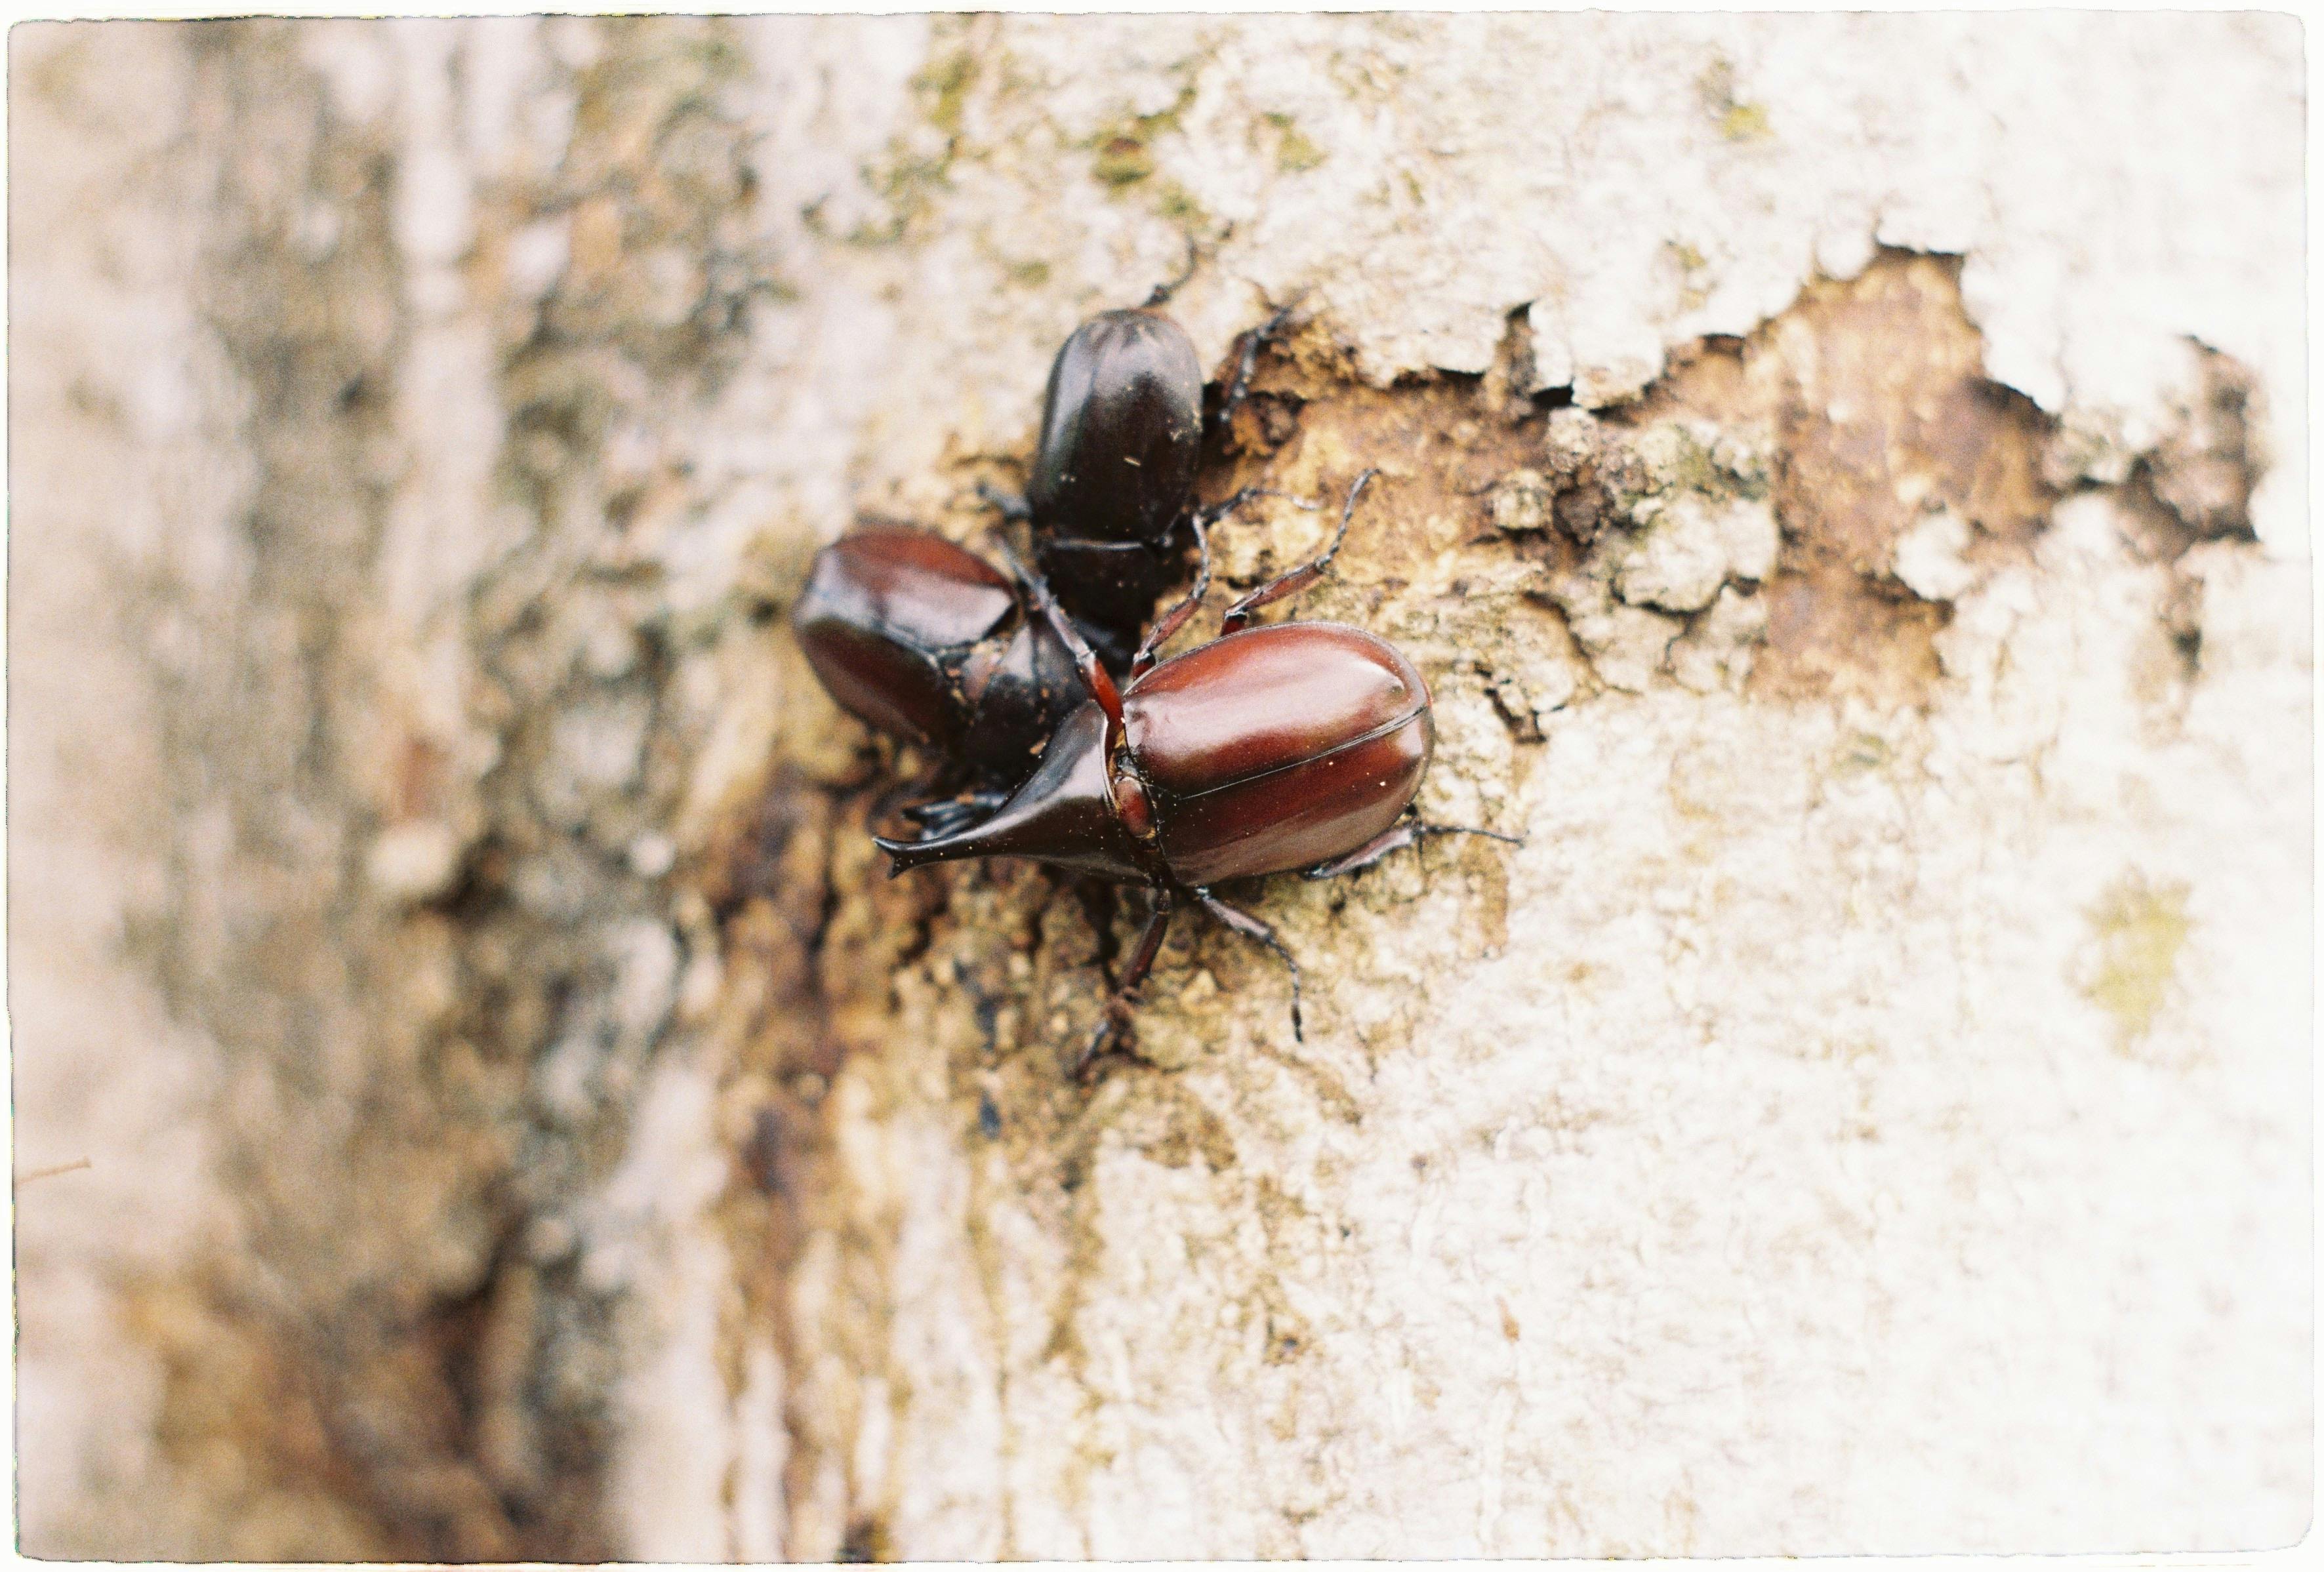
[
  {"left": 790, "top": 524, "right": 1082, "bottom": 837},
  {"left": 989, "top": 293, "right": 1295, "bottom": 669},
  {"left": 877, "top": 472, "right": 1518, "bottom": 1074}
]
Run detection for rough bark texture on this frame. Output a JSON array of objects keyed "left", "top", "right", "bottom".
[{"left": 10, "top": 14, "right": 2308, "bottom": 1560}]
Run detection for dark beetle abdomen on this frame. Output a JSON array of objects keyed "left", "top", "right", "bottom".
[{"left": 1027, "top": 308, "right": 1203, "bottom": 546}]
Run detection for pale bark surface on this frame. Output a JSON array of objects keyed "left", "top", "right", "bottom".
[{"left": 9, "top": 14, "right": 2308, "bottom": 1560}]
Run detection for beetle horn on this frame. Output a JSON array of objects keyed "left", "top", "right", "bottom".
[{"left": 873, "top": 703, "right": 1151, "bottom": 883}]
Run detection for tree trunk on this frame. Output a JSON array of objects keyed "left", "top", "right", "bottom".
[{"left": 11, "top": 14, "right": 2307, "bottom": 1559}]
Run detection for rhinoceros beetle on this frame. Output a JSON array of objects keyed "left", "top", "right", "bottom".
[
  {"left": 878, "top": 472, "right": 1519, "bottom": 1076},
  {"left": 791, "top": 525, "right": 1084, "bottom": 837},
  {"left": 985, "top": 290, "right": 1297, "bottom": 670},
  {"left": 794, "top": 485, "right": 1309, "bottom": 837}
]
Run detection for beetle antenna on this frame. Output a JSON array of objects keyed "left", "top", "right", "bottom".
[
  {"left": 992, "top": 536, "right": 1126, "bottom": 745},
  {"left": 1219, "top": 468, "right": 1379, "bottom": 635},
  {"left": 1214, "top": 291, "right": 1305, "bottom": 441}
]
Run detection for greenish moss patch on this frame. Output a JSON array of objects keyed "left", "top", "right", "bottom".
[
  {"left": 1263, "top": 110, "right": 1326, "bottom": 174},
  {"left": 846, "top": 146, "right": 951, "bottom": 247},
  {"left": 1151, "top": 178, "right": 1209, "bottom": 230},
  {"left": 1720, "top": 100, "right": 1772, "bottom": 142},
  {"left": 1667, "top": 239, "right": 1713, "bottom": 312},
  {"left": 1086, "top": 77, "right": 1201, "bottom": 192},
  {"left": 915, "top": 47, "right": 976, "bottom": 136},
  {"left": 1697, "top": 56, "right": 1773, "bottom": 144},
  {"left": 1092, "top": 134, "right": 1156, "bottom": 187},
  {"left": 2081, "top": 872, "right": 2193, "bottom": 1044}
]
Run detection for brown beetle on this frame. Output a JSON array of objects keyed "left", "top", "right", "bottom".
[
  {"left": 791, "top": 525, "right": 1082, "bottom": 836},
  {"left": 878, "top": 472, "right": 1517, "bottom": 1073}
]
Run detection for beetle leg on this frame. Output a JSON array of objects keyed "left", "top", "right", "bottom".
[
  {"left": 1302, "top": 816, "right": 1525, "bottom": 881},
  {"left": 1130, "top": 512, "right": 1212, "bottom": 679},
  {"left": 1191, "top": 888, "right": 1305, "bottom": 1043},
  {"left": 1219, "top": 468, "right": 1379, "bottom": 635},
  {"left": 975, "top": 480, "right": 1032, "bottom": 524},
  {"left": 1417, "top": 822, "right": 1525, "bottom": 848},
  {"left": 1076, "top": 886, "right": 1175, "bottom": 1079},
  {"left": 900, "top": 788, "right": 1011, "bottom": 841},
  {"left": 1131, "top": 487, "right": 1326, "bottom": 678},
  {"left": 1033, "top": 536, "right": 1158, "bottom": 557},
  {"left": 1300, "top": 821, "right": 1418, "bottom": 881},
  {"left": 872, "top": 746, "right": 967, "bottom": 822},
  {"left": 1070, "top": 877, "right": 1123, "bottom": 985},
  {"left": 1196, "top": 483, "right": 1321, "bottom": 531},
  {"left": 1212, "top": 294, "right": 1304, "bottom": 443}
]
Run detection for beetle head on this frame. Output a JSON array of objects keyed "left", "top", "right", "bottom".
[{"left": 876, "top": 702, "right": 1154, "bottom": 884}]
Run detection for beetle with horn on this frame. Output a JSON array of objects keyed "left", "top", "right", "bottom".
[{"left": 874, "top": 470, "right": 1519, "bottom": 1076}]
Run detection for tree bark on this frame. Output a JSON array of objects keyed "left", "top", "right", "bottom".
[{"left": 11, "top": 14, "right": 2308, "bottom": 1559}]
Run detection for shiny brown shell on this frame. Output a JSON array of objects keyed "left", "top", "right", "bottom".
[
  {"left": 791, "top": 527, "right": 1015, "bottom": 749},
  {"left": 1124, "top": 622, "right": 1433, "bottom": 885}
]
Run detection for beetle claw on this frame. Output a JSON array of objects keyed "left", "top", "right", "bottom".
[
  {"left": 975, "top": 480, "right": 1032, "bottom": 523},
  {"left": 1074, "top": 1011, "right": 1132, "bottom": 1081},
  {"left": 1255, "top": 292, "right": 1306, "bottom": 338}
]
